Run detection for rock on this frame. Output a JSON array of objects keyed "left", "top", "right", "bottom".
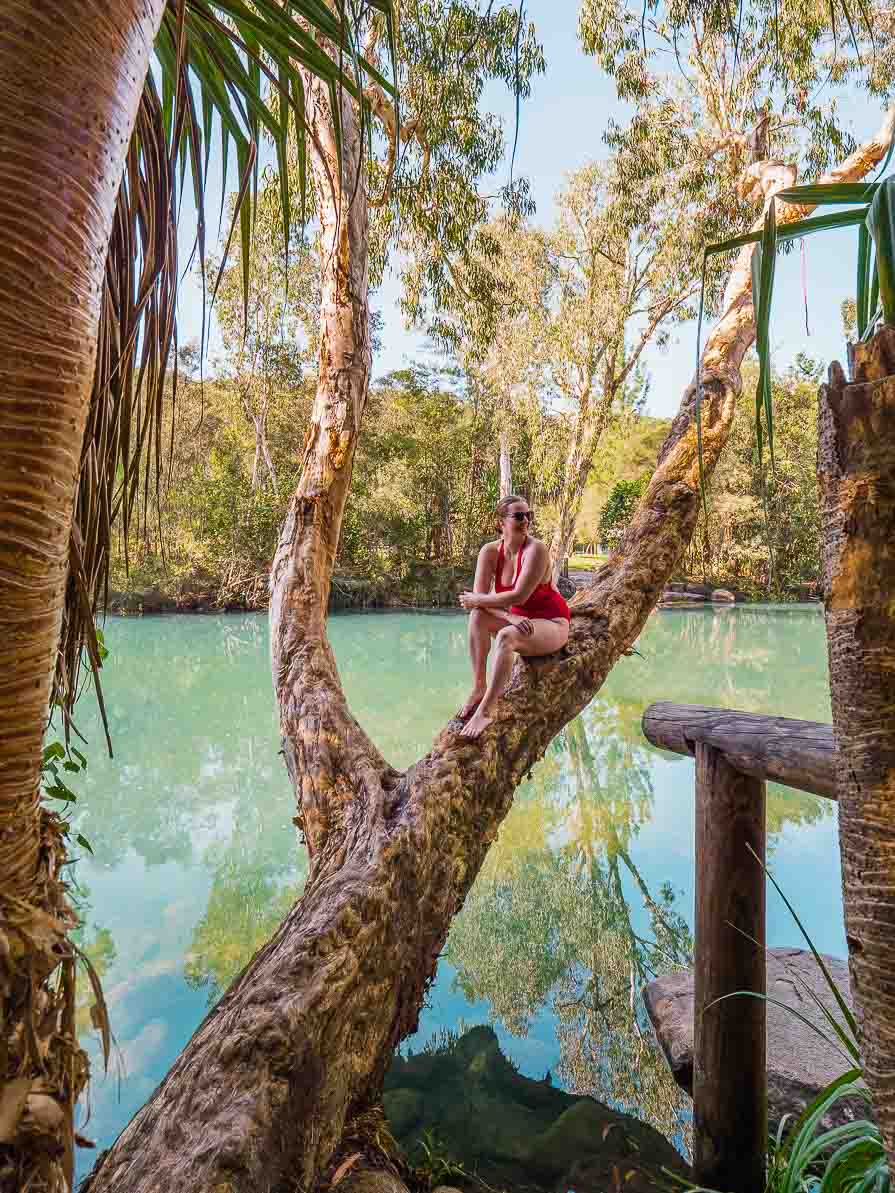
[
  {"left": 644, "top": 948, "right": 869, "bottom": 1131},
  {"left": 668, "top": 582, "right": 714, "bottom": 597},
  {"left": 384, "top": 1025, "right": 688, "bottom": 1193},
  {"left": 710, "top": 588, "right": 736, "bottom": 602},
  {"left": 556, "top": 575, "right": 577, "bottom": 599},
  {"left": 660, "top": 589, "right": 706, "bottom": 604}
]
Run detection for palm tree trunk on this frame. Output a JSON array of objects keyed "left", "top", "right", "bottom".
[
  {"left": 0, "top": 3, "right": 165, "bottom": 1189},
  {"left": 819, "top": 325, "right": 895, "bottom": 1175},
  {"left": 81, "top": 106, "right": 895, "bottom": 1193}
]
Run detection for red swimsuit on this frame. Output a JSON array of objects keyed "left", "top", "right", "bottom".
[{"left": 495, "top": 538, "right": 571, "bottom": 622}]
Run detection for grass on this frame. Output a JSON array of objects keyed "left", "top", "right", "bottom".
[{"left": 568, "top": 552, "right": 608, "bottom": 571}]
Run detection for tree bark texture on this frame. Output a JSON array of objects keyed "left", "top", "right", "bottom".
[
  {"left": 819, "top": 324, "right": 895, "bottom": 1174},
  {"left": 0, "top": 4, "right": 165, "bottom": 1191},
  {"left": 82, "top": 116, "right": 895, "bottom": 1193}
]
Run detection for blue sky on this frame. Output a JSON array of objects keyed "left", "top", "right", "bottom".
[{"left": 176, "top": 1, "right": 888, "bottom": 419}]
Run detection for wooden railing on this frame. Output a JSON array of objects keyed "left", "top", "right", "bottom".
[{"left": 641, "top": 703, "right": 838, "bottom": 1193}]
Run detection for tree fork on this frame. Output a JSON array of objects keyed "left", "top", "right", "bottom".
[
  {"left": 819, "top": 325, "right": 895, "bottom": 1174},
  {"left": 82, "top": 108, "right": 895, "bottom": 1193}
]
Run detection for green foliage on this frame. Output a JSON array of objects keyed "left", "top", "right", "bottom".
[
  {"left": 113, "top": 359, "right": 570, "bottom": 607},
  {"left": 598, "top": 474, "right": 650, "bottom": 549},
  {"left": 702, "top": 173, "right": 895, "bottom": 481},
  {"left": 683, "top": 360, "right": 821, "bottom": 597},
  {"left": 413, "top": 1129, "right": 469, "bottom": 1190}
]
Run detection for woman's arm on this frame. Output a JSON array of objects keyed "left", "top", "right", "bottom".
[
  {"left": 460, "top": 540, "right": 547, "bottom": 610},
  {"left": 464, "top": 544, "right": 514, "bottom": 625},
  {"left": 472, "top": 542, "right": 497, "bottom": 594}
]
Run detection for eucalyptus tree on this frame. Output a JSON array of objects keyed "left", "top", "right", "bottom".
[
  {"left": 540, "top": 163, "right": 700, "bottom": 576},
  {"left": 212, "top": 186, "right": 320, "bottom": 495},
  {"left": 446, "top": 160, "right": 703, "bottom": 579}
]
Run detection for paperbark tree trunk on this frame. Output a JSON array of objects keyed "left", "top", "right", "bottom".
[
  {"left": 549, "top": 392, "right": 614, "bottom": 582},
  {"left": 82, "top": 116, "right": 895, "bottom": 1193},
  {"left": 819, "top": 325, "right": 895, "bottom": 1175},
  {"left": 0, "top": 3, "right": 165, "bottom": 1190},
  {"left": 499, "top": 430, "right": 513, "bottom": 497}
]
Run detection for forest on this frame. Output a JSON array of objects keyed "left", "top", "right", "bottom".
[{"left": 1, "top": 2, "right": 895, "bottom": 1193}]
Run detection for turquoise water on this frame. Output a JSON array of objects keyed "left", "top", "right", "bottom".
[{"left": 68, "top": 605, "right": 840, "bottom": 1177}]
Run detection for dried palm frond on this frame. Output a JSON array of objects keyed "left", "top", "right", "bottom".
[{"left": 53, "top": 0, "right": 396, "bottom": 743}]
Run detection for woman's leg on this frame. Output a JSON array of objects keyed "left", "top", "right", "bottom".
[
  {"left": 459, "top": 618, "right": 569, "bottom": 739},
  {"left": 458, "top": 608, "right": 506, "bottom": 718}
]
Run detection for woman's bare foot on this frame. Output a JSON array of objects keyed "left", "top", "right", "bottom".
[
  {"left": 458, "top": 706, "right": 494, "bottom": 738},
  {"left": 457, "top": 688, "right": 485, "bottom": 720}
]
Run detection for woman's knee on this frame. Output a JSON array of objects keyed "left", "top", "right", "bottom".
[{"left": 496, "top": 625, "right": 521, "bottom": 651}]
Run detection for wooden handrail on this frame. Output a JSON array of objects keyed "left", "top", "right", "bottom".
[
  {"left": 642, "top": 702, "right": 838, "bottom": 799},
  {"left": 640, "top": 701, "right": 839, "bottom": 1193}
]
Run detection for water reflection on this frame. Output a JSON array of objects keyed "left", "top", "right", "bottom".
[
  {"left": 67, "top": 606, "right": 838, "bottom": 1178},
  {"left": 447, "top": 699, "right": 694, "bottom": 1146}
]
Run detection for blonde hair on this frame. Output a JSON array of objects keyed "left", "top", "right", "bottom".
[{"left": 495, "top": 494, "right": 528, "bottom": 532}]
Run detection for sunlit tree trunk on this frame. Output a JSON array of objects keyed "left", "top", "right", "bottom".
[
  {"left": 499, "top": 429, "right": 512, "bottom": 497},
  {"left": 819, "top": 326, "right": 895, "bottom": 1177},
  {"left": 549, "top": 392, "right": 613, "bottom": 581},
  {"left": 0, "top": 3, "right": 165, "bottom": 1189},
  {"left": 82, "top": 110, "right": 895, "bottom": 1193}
]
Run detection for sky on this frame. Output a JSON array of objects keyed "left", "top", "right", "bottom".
[{"left": 175, "top": 0, "right": 889, "bottom": 420}]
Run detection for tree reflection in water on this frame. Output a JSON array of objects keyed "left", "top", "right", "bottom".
[{"left": 447, "top": 696, "right": 695, "bottom": 1150}]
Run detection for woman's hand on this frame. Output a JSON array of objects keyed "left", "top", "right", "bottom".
[
  {"left": 459, "top": 591, "right": 485, "bottom": 610},
  {"left": 507, "top": 613, "right": 534, "bottom": 636}
]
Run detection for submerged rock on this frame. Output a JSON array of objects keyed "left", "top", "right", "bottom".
[
  {"left": 643, "top": 948, "right": 869, "bottom": 1131},
  {"left": 384, "top": 1025, "right": 688, "bottom": 1192}
]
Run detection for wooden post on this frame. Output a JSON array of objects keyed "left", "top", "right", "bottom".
[{"left": 693, "top": 742, "right": 767, "bottom": 1193}]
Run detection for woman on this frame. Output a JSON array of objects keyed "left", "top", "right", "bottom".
[{"left": 456, "top": 494, "right": 570, "bottom": 739}]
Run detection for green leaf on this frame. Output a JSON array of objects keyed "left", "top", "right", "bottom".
[
  {"left": 42, "top": 742, "right": 66, "bottom": 765},
  {"left": 705, "top": 206, "right": 869, "bottom": 258},
  {"left": 775, "top": 181, "right": 880, "bottom": 206},
  {"left": 748, "top": 842, "right": 861, "bottom": 1046},
  {"left": 857, "top": 222, "right": 871, "bottom": 338},
  {"left": 44, "top": 783, "right": 77, "bottom": 803},
  {"left": 866, "top": 178, "right": 895, "bottom": 324},
  {"left": 75, "top": 834, "right": 95, "bottom": 856}
]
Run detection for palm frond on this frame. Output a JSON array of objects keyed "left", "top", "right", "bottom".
[
  {"left": 54, "top": 0, "right": 395, "bottom": 742},
  {"left": 695, "top": 173, "right": 895, "bottom": 505}
]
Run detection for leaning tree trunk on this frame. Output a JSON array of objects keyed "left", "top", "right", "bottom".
[
  {"left": 81, "top": 117, "right": 895, "bottom": 1193},
  {"left": 819, "top": 325, "right": 895, "bottom": 1175},
  {"left": 0, "top": 3, "right": 165, "bottom": 1190},
  {"left": 549, "top": 393, "right": 613, "bottom": 582}
]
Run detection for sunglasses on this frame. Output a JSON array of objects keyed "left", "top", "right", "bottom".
[{"left": 508, "top": 511, "right": 533, "bottom": 522}]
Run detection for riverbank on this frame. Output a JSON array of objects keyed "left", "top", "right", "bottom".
[
  {"left": 106, "top": 561, "right": 819, "bottom": 616},
  {"left": 107, "top": 560, "right": 478, "bottom": 615}
]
